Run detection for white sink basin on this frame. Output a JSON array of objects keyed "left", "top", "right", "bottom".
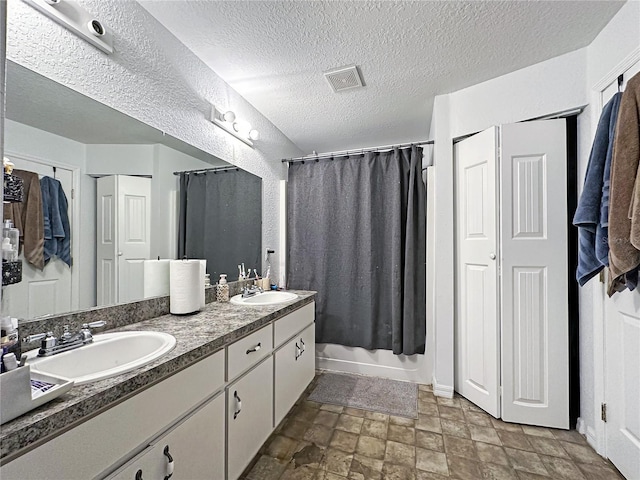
[
  {"left": 230, "top": 291, "right": 298, "bottom": 306},
  {"left": 27, "top": 331, "right": 176, "bottom": 385}
]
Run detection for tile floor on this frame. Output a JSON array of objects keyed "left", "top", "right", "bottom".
[{"left": 242, "top": 374, "right": 624, "bottom": 480}]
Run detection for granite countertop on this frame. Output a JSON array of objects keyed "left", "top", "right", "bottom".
[{"left": 0, "top": 291, "right": 316, "bottom": 463}]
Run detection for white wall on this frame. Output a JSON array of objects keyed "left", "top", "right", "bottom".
[
  {"left": 86, "top": 144, "right": 155, "bottom": 176},
  {"left": 6, "top": 0, "right": 303, "bottom": 282},
  {"left": 429, "top": 0, "right": 640, "bottom": 451},
  {"left": 448, "top": 49, "right": 587, "bottom": 138}
]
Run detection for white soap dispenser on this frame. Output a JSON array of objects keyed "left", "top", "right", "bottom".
[{"left": 216, "top": 274, "right": 229, "bottom": 302}]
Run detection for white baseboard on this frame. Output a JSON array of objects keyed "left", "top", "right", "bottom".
[
  {"left": 577, "top": 417, "right": 603, "bottom": 457},
  {"left": 586, "top": 426, "right": 598, "bottom": 452},
  {"left": 432, "top": 375, "right": 454, "bottom": 398},
  {"left": 315, "top": 343, "right": 430, "bottom": 384}
]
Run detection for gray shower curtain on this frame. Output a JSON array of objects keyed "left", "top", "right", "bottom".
[
  {"left": 178, "top": 169, "right": 262, "bottom": 281},
  {"left": 287, "top": 146, "right": 426, "bottom": 355}
]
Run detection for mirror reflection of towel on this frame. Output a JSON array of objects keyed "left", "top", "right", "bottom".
[
  {"left": 40, "top": 176, "right": 72, "bottom": 267},
  {"left": 4, "top": 169, "right": 44, "bottom": 270}
]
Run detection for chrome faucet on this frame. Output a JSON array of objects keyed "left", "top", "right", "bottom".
[
  {"left": 23, "top": 321, "right": 107, "bottom": 357},
  {"left": 242, "top": 285, "right": 263, "bottom": 298}
]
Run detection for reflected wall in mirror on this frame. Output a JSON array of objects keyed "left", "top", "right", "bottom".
[{"left": 1, "top": 61, "right": 262, "bottom": 321}]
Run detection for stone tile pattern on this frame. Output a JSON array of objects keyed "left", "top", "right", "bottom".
[
  {"left": 243, "top": 375, "right": 624, "bottom": 480},
  {"left": 1, "top": 291, "right": 316, "bottom": 461}
]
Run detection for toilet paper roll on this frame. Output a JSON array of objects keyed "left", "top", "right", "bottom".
[
  {"left": 170, "top": 260, "right": 202, "bottom": 315},
  {"left": 199, "top": 259, "right": 207, "bottom": 308},
  {"left": 143, "top": 259, "right": 171, "bottom": 299}
]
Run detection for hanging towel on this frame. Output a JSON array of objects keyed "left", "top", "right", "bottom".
[
  {"left": 608, "top": 72, "right": 640, "bottom": 292},
  {"left": 596, "top": 93, "right": 623, "bottom": 266},
  {"left": 4, "top": 169, "right": 44, "bottom": 270},
  {"left": 573, "top": 93, "right": 621, "bottom": 286},
  {"left": 40, "top": 176, "right": 72, "bottom": 267}
]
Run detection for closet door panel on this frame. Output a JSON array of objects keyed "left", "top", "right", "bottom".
[
  {"left": 454, "top": 127, "right": 500, "bottom": 418},
  {"left": 500, "top": 119, "right": 569, "bottom": 429}
]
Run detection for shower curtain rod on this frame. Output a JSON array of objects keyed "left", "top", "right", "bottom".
[
  {"left": 282, "top": 140, "right": 434, "bottom": 164},
  {"left": 173, "top": 165, "right": 240, "bottom": 176}
]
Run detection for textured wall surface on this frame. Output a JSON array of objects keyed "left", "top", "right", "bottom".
[{"left": 6, "top": 0, "right": 303, "bottom": 282}]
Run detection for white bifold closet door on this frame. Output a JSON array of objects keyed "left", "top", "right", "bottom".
[
  {"left": 455, "top": 119, "right": 569, "bottom": 429},
  {"left": 97, "top": 175, "right": 151, "bottom": 306}
]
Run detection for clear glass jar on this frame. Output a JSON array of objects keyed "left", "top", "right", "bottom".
[{"left": 2, "top": 220, "right": 19, "bottom": 261}]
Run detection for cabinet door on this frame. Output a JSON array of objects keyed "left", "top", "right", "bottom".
[
  {"left": 107, "top": 392, "right": 225, "bottom": 480},
  {"left": 274, "top": 323, "right": 316, "bottom": 426},
  {"left": 227, "top": 357, "right": 274, "bottom": 480}
]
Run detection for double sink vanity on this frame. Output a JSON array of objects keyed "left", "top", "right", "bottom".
[{"left": 0, "top": 288, "right": 316, "bottom": 480}]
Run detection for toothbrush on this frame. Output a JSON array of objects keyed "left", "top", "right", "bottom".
[
  {"left": 241, "top": 263, "right": 246, "bottom": 279},
  {"left": 238, "top": 264, "right": 243, "bottom": 280},
  {"left": 253, "top": 269, "right": 258, "bottom": 279}
]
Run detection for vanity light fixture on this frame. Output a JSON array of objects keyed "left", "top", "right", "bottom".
[
  {"left": 210, "top": 105, "right": 259, "bottom": 147},
  {"left": 22, "top": 0, "right": 113, "bottom": 54}
]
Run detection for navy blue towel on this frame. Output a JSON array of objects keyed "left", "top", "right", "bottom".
[
  {"left": 573, "top": 93, "right": 622, "bottom": 286},
  {"left": 40, "top": 176, "right": 72, "bottom": 267}
]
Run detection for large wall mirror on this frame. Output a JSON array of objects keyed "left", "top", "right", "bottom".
[{"left": 2, "top": 61, "right": 262, "bottom": 321}]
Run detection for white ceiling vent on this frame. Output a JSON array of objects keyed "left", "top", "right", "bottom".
[{"left": 324, "top": 65, "right": 364, "bottom": 93}]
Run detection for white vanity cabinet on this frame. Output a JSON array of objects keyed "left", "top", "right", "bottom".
[
  {"left": 227, "top": 357, "right": 274, "bottom": 480},
  {"left": 0, "top": 350, "right": 226, "bottom": 480},
  {"left": 107, "top": 393, "right": 225, "bottom": 480},
  {"left": 1, "top": 300, "right": 316, "bottom": 480}
]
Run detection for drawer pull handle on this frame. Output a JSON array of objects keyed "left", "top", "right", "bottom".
[
  {"left": 246, "top": 343, "right": 261, "bottom": 354},
  {"left": 163, "top": 446, "right": 174, "bottom": 480},
  {"left": 295, "top": 342, "right": 302, "bottom": 361},
  {"left": 300, "top": 338, "right": 305, "bottom": 353},
  {"left": 233, "top": 391, "right": 242, "bottom": 419},
  {"left": 135, "top": 470, "right": 143, "bottom": 480}
]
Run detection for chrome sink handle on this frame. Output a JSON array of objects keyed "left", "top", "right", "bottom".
[
  {"left": 23, "top": 331, "right": 53, "bottom": 343},
  {"left": 82, "top": 321, "right": 106, "bottom": 329}
]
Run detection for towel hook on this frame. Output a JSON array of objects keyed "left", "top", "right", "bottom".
[
  {"left": 617, "top": 74, "right": 624, "bottom": 92},
  {"left": 52, "top": 166, "right": 57, "bottom": 179}
]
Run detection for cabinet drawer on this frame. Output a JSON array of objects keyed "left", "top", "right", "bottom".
[
  {"left": 227, "top": 324, "right": 272, "bottom": 381},
  {"left": 274, "top": 323, "right": 316, "bottom": 426},
  {"left": 106, "top": 392, "right": 225, "bottom": 479},
  {"left": 274, "top": 302, "right": 315, "bottom": 348},
  {"left": 227, "top": 357, "right": 274, "bottom": 480}
]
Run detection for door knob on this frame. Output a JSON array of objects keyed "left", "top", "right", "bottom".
[
  {"left": 118, "top": 252, "right": 123, "bottom": 256},
  {"left": 489, "top": 253, "right": 496, "bottom": 260}
]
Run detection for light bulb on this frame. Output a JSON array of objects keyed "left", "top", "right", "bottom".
[
  {"left": 233, "top": 121, "right": 251, "bottom": 136},
  {"left": 249, "top": 129, "right": 260, "bottom": 141},
  {"left": 223, "top": 110, "right": 236, "bottom": 123}
]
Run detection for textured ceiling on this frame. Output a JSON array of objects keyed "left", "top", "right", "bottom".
[
  {"left": 140, "top": 0, "right": 623, "bottom": 154},
  {"left": 5, "top": 61, "right": 228, "bottom": 166}
]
